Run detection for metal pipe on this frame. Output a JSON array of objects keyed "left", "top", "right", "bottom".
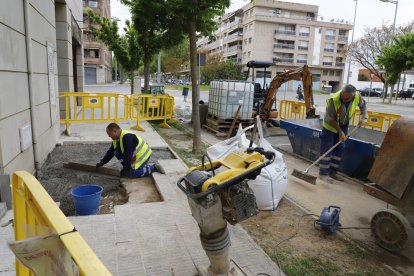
[
  {"left": 23, "top": 0, "right": 41, "bottom": 175},
  {"left": 387, "top": 0, "right": 398, "bottom": 103},
  {"left": 346, "top": 0, "right": 358, "bottom": 84}
]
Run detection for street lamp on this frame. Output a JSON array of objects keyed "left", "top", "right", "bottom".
[
  {"left": 346, "top": 0, "right": 358, "bottom": 84},
  {"left": 380, "top": 0, "right": 399, "bottom": 103}
]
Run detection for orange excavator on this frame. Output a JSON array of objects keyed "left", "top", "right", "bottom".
[{"left": 247, "top": 61, "right": 319, "bottom": 123}]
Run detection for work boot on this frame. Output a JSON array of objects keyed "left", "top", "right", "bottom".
[
  {"left": 330, "top": 173, "right": 345, "bottom": 182},
  {"left": 319, "top": 174, "right": 334, "bottom": 184},
  {"left": 154, "top": 161, "right": 165, "bottom": 174}
]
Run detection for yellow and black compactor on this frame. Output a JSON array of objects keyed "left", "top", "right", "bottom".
[{"left": 177, "top": 147, "right": 275, "bottom": 275}]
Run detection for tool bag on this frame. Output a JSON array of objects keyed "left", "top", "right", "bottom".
[{"left": 207, "top": 118, "right": 288, "bottom": 211}]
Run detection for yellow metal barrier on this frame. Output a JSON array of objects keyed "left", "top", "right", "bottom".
[
  {"left": 12, "top": 171, "right": 111, "bottom": 276},
  {"left": 61, "top": 92, "right": 129, "bottom": 135},
  {"left": 279, "top": 100, "right": 307, "bottom": 120},
  {"left": 351, "top": 110, "right": 401, "bottom": 132},
  {"left": 130, "top": 94, "right": 175, "bottom": 131}
]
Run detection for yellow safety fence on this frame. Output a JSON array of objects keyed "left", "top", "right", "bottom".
[
  {"left": 12, "top": 171, "right": 111, "bottom": 276},
  {"left": 60, "top": 92, "right": 175, "bottom": 134},
  {"left": 279, "top": 100, "right": 307, "bottom": 120},
  {"left": 279, "top": 100, "right": 400, "bottom": 132},
  {"left": 129, "top": 94, "right": 176, "bottom": 131},
  {"left": 351, "top": 110, "right": 401, "bottom": 132}
]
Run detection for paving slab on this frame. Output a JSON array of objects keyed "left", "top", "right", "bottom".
[{"left": 0, "top": 211, "right": 15, "bottom": 275}]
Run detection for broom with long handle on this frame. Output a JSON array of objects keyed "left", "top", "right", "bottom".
[{"left": 291, "top": 126, "right": 360, "bottom": 185}]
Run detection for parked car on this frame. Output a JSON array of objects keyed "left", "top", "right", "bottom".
[
  {"left": 399, "top": 89, "right": 414, "bottom": 98},
  {"left": 359, "top": 87, "right": 382, "bottom": 97}
]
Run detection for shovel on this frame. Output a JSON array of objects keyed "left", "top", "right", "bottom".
[{"left": 291, "top": 126, "right": 360, "bottom": 185}]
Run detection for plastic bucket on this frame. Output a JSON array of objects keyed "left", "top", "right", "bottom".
[{"left": 71, "top": 185, "right": 103, "bottom": 215}]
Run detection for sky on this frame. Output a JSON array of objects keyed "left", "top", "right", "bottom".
[{"left": 110, "top": 0, "right": 414, "bottom": 87}]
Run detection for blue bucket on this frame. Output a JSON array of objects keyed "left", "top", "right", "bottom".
[{"left": 71, "top": 185, "right": 103, "bottom": 215}]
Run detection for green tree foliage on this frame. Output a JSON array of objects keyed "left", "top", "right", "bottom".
[
  {"left": 376, "top": 33, "right": 414, "bottom": 85},
  {"left": 121, "top": 0, "right": 183, "bottom": 91},
  {"left": 166, "top": 0, "right": 231, "bottom": 153},
  {"left": 348, "top": 21, "right": 414, "bottom": 84},
  {"left": 357, "top": 73, "right": 370, "bottom": 82},
  {"left": 87, "top": 10, "right": 140, "bottom": 94},
  {"left": 202, "top": 53, "right": 244, "bottom": 82}
]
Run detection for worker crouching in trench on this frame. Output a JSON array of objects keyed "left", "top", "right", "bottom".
[{"left": 96, "top": 123, "right": 165, "bottom": 177}]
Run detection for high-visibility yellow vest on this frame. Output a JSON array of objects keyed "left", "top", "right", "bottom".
[
  {"left": 323, "top": 91, "right": 360, "bottom": 133},
  {"left": 112, "top": 129, "right": 152, "bottom": 169}
]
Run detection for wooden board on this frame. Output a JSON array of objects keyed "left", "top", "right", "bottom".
[
  {"left": 202, "top": 125, "right": 227, "bottom": 137},
  {"left": 363, "top": 183, "right": 402, "bottom": 207},
  {"left": 63, "top": 162, "right": 120, "bottom": 177},
  {"left": 368, "top": 116, "right": 414, "bottom": 199}
]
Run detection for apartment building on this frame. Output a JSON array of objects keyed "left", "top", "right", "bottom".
[
  {"left": 0, "top": 0, "right": 83, "bottom": 176},
  {"left": 83, "top": 0, "right": 112, "bottom": 84},
  {"left": 197, "top": 0, "right": 353, "bottom": 91}
]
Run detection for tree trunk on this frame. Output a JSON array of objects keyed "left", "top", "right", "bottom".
[
  {"left": 144, "top": 57, "right": 151, "bottom": 92},
  {"left": 130, "top": 69, "right": 135, "bottom": 95},
  {"left": 188, "top": 15, "right": 201, "bottom": 153}
]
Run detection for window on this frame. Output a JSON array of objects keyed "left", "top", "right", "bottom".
[
  {"left": 329, "top": 70, "right": 335, "bottom": 76},
  {"left": 248, "top": 37, "right": 252, "bottom": 44},
  {"left": 335, "top": 70, "right": 342, "bottom": 76},
  {"left": 88, "top": 0, "right": 98, "bottom": 8},
  {"left": 298, "top": 40, "right": 308, "bottom": 50},
  {"left": 244, "top": 39, "right": 247, "bottom": 45},
  {"left": 297, "top": 54, "right": 307, "bottom": 64},
  {"left": 248, "top": 51, "right": 251, "bottom": 58},
  {"left": 323, "top": 56, "right": 333, "bottom": 66},
  {"left": 324, "top": 43, "right": 334, "bottom": 52},
  {"left": 323, "top": 70, "right": 328, "bottom": 76},
  {"left": 249, "top": 23, "right": 253, "bottom": 30},
  {"left": 299, "top": 26, "right": 310, "bottom": 36}
]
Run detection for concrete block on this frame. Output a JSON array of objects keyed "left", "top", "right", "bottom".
[
  {"left": 0, "top": 175, "right": 12, "bottom": 209},
  {"left": 31, "top": 41, "right": 48, "bottom": 74},
  {"left": 0, "top": 0, "right": 25, "bottom": 33},
  {"left": 31, "top": 73, "right": 50, "bottom": 105},
  {"left": 0, "top": 72, "right": 30, "bottom": 120},
  {"left": 29, "top": 5, "right": 56, "bottom": 47},
  {"left": 0, "top": 24, "right": 27, "bottom": 72},
  {"left": 157, "top": 159, "right": 188, "bottom": 174},
  {"left": 0, "top": 110, "right": 32, "bottom": 167},
  {"left": 30, "top": 0, "right": 55, "bottom": 27}
]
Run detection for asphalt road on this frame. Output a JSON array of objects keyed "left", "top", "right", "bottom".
[{"left": 84, "top": 83, "right": 414, "bottom": 117}]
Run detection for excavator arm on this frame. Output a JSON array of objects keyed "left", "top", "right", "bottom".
[{"left": 260, "top": 65, "right": 319, "bottom": 121}]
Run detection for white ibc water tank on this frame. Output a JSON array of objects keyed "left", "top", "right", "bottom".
[{"left": 208, "top": 81, "right": 254, "bottom": 119}]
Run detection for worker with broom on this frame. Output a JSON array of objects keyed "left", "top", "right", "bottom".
[
  {"left": 96, "top": 123, "right": 165, "bottom": 177},
  {"left": 319, "top": 85, "right": 367, "bottom": 184}
]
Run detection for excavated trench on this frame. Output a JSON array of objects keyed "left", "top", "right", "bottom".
[{"left": 38, "top": 143, "right": 175, "bottom": 216}]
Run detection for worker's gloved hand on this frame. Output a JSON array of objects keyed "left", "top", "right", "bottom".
[
  {"left": 358, "top": 119, "right": 368, "bottom": 127},
  {"left": 120, "top": 168, "right": 131, "bottom": 177},
  {"left": 96, "top": 161, "right": 104, "bottom": 168},
  {"left": 339, "top": 131, "right": 348, "bottom": 142}
]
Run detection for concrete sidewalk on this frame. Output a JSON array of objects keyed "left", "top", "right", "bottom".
[{"left": 0, "top": 120, "right": 281, "bottom": 276}]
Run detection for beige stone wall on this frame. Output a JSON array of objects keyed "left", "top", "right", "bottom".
[{"left": 0, "top": 0, "right": 83, "bottom": 176}]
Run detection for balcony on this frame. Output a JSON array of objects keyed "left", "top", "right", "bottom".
[
  {"left": 275, "top": 30, "right": 296, "bottom": 36},
  {"left": 278, "top": 58, "right": 294, "bottom": 63},
  {"left": 298, "top": 46, "right": 308, "bottom": 51},
  {"left": 325, "top": 35, "right": 336, "bottom": 40},
  {"left": 299, "top": 32, "right": 310, "bottom": 37},
  {"left": 336, "top": 62, "right": 345, "bottom": 67},
  {"left": 338, "top": 35, "right": 348, "bottom": 42},
  {"left": 324, "top": 48, "right": 334, "bottom": 53},
  {"left": 337, "top": 48, "right": 345, "bottom": 53},
  {"left": 225, "top": 45, "right": 242, "bottom": 53},
  {"left": 297, "top": 59, "right": 307, "bottom": 64},
  {"left": 274, "top": 43, "right": 295, "bottom": 49},
  {"left": 323, "top": 62, "right": 333, "bottom": 66},
  {"left": 225, "top": 32, "right": 243, "bottom": 41}
]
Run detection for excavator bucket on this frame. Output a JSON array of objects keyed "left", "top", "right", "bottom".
[{"left": 368, "top": 116, "right": 414, "bottom": 200}]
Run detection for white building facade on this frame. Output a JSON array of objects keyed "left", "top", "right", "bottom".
[{"left": 197, "top": 0, "right": 353, "bottom": 91}]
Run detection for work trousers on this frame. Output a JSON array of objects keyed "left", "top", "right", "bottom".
[
  {"left": 319, "top": 126, "right": 348, "bottom": 176},
  {"left": 114, "top": 149, "right": 155, "bottom": 178}
]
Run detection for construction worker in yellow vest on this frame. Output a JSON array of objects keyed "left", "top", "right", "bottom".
[
  {"left": 319, "top": 85, "right": 367, "bottom": 184},
  {"left": 96, "top": 123, "right": 164, "bottom": 177}
]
